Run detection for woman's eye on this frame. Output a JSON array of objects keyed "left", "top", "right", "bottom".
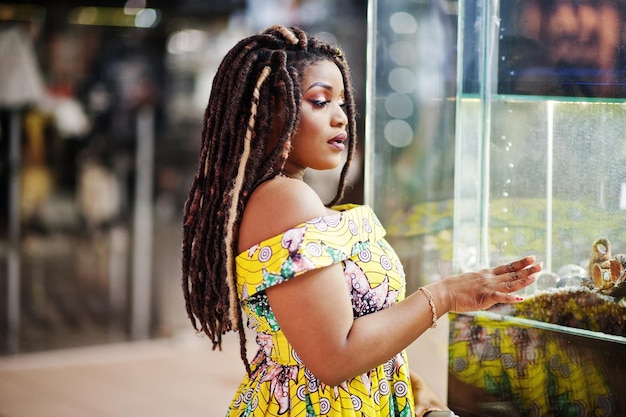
[
  {"left": 310, "top": 99, "right": 345, "bottom": 109},
  {"left": 310, "top": 99, "right": 329, "bottom": 108}
]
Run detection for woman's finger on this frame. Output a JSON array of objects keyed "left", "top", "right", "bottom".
[
  {"left": 506, "top": 271, "right": 519, "bottom": 281},
  {"left": 493, "top": 256, "right": 535, "bottom": 276},
  {"left": 500, "top": 265, "right": 540, "bottom": 294}
]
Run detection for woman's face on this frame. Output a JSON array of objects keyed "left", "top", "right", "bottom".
[{"left": 282, "top": 59, "right": 348, "bottom": 177}]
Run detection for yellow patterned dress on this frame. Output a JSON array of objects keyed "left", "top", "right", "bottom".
[{"left": 227, "top": 204, "right": 414, "bottom": 416}]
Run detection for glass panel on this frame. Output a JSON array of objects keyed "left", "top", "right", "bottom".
[
  {"left": 498, "top": 1, "right": 626, "bottom": 98},
  {"left": 366, "top": 0, "right": 458, "bottom": 291},
  {"left": 449, "top": 310, "right": 626, "bottom": 416},
  {"left": 489, "top": 99, "right": 626, "bottom": 269},
  {"left": 366, "top": 0, "right": 460, "bottom": 401},
  {"left": 452, "top": 0, "right": 626, "bottom": 414},
  {"left": 454, "top": 0, "right": 626, "bottom": 287}
]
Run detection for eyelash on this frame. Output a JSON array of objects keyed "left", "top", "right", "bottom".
[{"left": 310, "top": 99, "right": 346, "bottom": 108}]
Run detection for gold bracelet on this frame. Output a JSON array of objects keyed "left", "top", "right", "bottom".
[{"left": 418, "top": 287, "right": 438, "bottom": 329}]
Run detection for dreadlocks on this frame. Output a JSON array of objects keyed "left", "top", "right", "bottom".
[{"left": 181, "top": 25, "right": 358, "bottom": 373}]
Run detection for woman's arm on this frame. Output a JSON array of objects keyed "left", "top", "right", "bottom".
[
  {"left": 242, "top": 179, "right": 540, "bottom": 386},
  {"left": 267, "top": 256, "right": 538, "bottom": 385}
]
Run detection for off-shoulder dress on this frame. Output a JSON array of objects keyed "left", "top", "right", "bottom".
[{"left": 227, "top": 204, "right": 415, "bottom": 416}]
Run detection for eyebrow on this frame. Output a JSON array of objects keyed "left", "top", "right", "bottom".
[
  {"left": 304, "top": 81, "right": 333, "bottom": 92},
  {"left": 304, "top": 82, "right": 345, "bottom": 98}
]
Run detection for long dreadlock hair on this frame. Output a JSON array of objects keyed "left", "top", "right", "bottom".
[{"left": 181, "top": 25, "right": 358, "bottom": 373}]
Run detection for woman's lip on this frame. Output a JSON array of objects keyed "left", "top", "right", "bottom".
[{"left": 328, "top": 133, "right": 347, "bottom": 151}]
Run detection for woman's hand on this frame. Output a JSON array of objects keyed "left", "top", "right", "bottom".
[{"left": 430, "top": 256, "right": 541, "bottom": 314}]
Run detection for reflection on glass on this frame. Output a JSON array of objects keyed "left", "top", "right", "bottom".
[
  {"left": 498, "top": 0, "right": 626, "bottom": 97},
  {"left": 367, "top": 0, "right": 458, "bottom": 293}
]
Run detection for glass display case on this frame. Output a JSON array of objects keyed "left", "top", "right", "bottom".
[
  {"left": 367, "top": 0, "right": 626, "bottom": 415},
  {"left": 450, "top": 1, "right": 626, "bottom": 416}
]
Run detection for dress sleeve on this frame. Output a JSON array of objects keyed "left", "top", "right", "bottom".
[{"left": 236, "top": 205, "right": 383, "bottom": 300}]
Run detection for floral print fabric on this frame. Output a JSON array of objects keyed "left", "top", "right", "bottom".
[
  {"left": 449, "top": 312, "right": 617, "bottom": 416},
  {"left": 227, "top": 204, "right": 414, "bottom": 416}
]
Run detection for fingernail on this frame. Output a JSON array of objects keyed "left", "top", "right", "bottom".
[{"left": 515, "top": 296, "right": 524, "bottom": 301}]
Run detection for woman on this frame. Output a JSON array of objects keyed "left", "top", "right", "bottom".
[{"left": 181, "top": 25, "right": 540, "bottom": 416}]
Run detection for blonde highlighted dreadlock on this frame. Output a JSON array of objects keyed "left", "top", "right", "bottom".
[
  {"left": 224, "top": 66, "right": 271, "bottom": 330},
  {"left": 181, "top": 25, "right": 358, "bottom": 374}
]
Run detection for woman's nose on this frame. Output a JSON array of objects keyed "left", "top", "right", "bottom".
[{"left": 333, "top": 103, "right": 348, "bottom": 127}]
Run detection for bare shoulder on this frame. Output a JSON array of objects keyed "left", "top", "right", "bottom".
[{"left": 237, "top": 177, "right": 336, "bottom": 253}]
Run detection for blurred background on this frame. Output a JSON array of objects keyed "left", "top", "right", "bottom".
[
  {"left": 2, "top": 0, "right": 626, "bottom": 415},
  {"left": 3, "top": 0, "right": 626, "bottom": 360},
  {"left": 0, "top": 0, "right": 368, "bottom": 356}
]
